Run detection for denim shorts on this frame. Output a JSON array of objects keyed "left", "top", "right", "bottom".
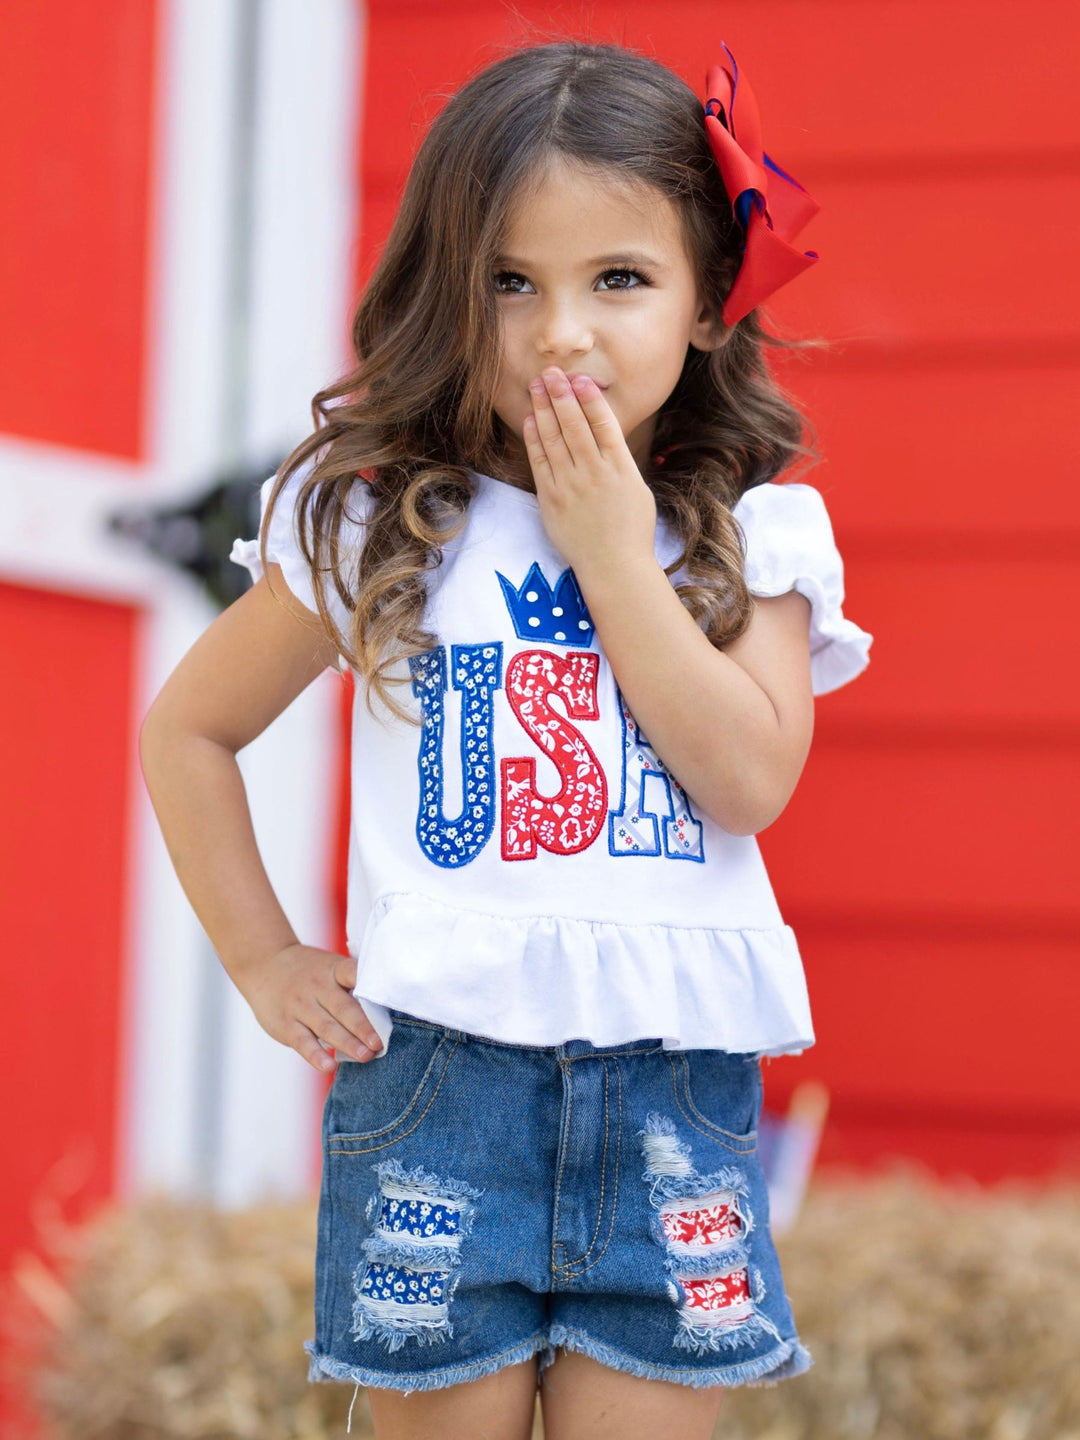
[{"left": 305, "top": 1011, "right": 812, "bottom": 1395}]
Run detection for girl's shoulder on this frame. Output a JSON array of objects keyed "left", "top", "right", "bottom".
[{"left": 732, "top": 481, "right": 873, "bottom": 696}]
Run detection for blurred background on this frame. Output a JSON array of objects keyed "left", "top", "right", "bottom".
[{"left": 1, "top": 1, "right": 1077, "bottom": 1436}]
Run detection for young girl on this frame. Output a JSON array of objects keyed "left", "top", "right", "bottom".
[{"left": 141, "top": 39, "right": 872, "bottom": 1440}]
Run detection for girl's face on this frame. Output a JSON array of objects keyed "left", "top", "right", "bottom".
[{"left": 490, "top": 157, "right": 719, "bottom": 475}]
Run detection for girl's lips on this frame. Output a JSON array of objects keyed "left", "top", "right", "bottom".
[{"left": 564, "top": 372, "right": 609, "bottom": 390}]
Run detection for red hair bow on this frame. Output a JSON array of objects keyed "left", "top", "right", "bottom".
[{"left": 703, "top": 44, "right": 820, "bottom": 326}]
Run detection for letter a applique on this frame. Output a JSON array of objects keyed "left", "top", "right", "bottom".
[
  {"left": 501, "top": 649, "right": 607, "bottom": 860},
  {"left": 408, "top": 643, "right": 502, "bottom": 868},
  {"left": 608, "top": 688, "right": 704, "bottom": 861}
]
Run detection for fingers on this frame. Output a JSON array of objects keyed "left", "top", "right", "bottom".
[
  {"left": 566, "top": 372, "right": 623, "bottom": 454},
  {"left": 528, "top": 372, "right": 575, "bottom": 473},
  {"left": 293, "top": 1025, "right": 339, "bottom": 1074},
  {"left": 333, "top": 953, "right": 358, "bottom": 990},
  {"left": 528, "top": 367, "right": 621, "bottom": 470},
  {"left": 522, "top": 411, "right": 555, "bottom": 489},
  {"left": 313, "top": 1008, "right": 376, "bottom": 1063},
  {"left": 291, "top": 1008, "right": 380, "bottom": 1072},
  {"left": 265, "top": 946, "right": 384, "bottom": 1070},
  {"left": 322, "top": 992, "right": 384, "bottom": 1056}
]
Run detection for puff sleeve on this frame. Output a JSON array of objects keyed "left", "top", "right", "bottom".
[
  {"left": 732, "top": 482, "right": 873, "bottom": 696},
  {"left": 229, "top": 465, "right": 372, "bottom": 661}
]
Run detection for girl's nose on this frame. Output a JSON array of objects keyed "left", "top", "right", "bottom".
[{"left": 535, "top": 298, "right": 593, "bottom": 360}]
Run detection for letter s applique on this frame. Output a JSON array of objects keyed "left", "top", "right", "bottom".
[{"left": 500, "top": 649, "right": 607, "bottom": 861}]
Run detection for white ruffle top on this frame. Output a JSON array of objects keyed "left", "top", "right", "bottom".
[{"left": 231, "top": 468, "right": 872, "bottom": 1058}]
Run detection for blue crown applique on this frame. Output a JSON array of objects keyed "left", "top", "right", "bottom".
[{"left": 496, "top": 562, "right": 594, "bottom": 646}]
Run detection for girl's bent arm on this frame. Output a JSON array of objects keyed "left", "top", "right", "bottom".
[
  {"left": 139, "top": 565, "right": 383, "bottom": 1067},
  {"left": 579, "top": 560, "right": 814, "bottom": 836},
  {"left": 521, "top": 367, "right": 815, "bottom": 837}
]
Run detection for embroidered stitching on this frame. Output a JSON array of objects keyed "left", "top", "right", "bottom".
[
  {"left": 667, "top": 1055, "right": 758, "bottom": 1154},
  {"left": 409, "top": 642, "right": 502, "bottom": 869},
  {"left": 327, "top": 1040, "right": 451, "bottom": 1148},
  {"left": 496, "top": 561, "right": 595, "bottom": 646},
  {"left": 552, "top": 1057, "right": 623, "bottom": 1279},
  {"left": 550, "top": 1059, "right": 574, "bottom": 1279},
  {"left": 608, "top": 688, "right": 705, "bottom": 861},
  {"left": 328, "top": 1041, "right": 461, "bottom": 1155},
  {"left": 501, "top": 648, "right": 607, "bottom": 860}
]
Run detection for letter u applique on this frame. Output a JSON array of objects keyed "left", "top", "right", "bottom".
[{"left": 408, "top": 643, "right": 503, "bottom": 868}]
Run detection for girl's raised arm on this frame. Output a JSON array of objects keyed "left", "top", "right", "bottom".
[{"left": 139, "top": 567, "right": 383, "bottom": 1070}]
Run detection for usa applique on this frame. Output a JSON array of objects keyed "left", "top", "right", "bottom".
[{"left": 405, "top": 563, "right": 706, "bottom": 866}]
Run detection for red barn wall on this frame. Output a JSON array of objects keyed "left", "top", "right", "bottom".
[
  {"left": 0, "top": 0, "right": 156, "bottom": 1255},
  {"left": 0, "top": 1, "right": 157, "bottom": 456},
  {"left": 0, "top": 4, "right": 158, "bottom": 1430},
  {"left": 358, "top": 0, "right": 1080, "bottom": 1181}
]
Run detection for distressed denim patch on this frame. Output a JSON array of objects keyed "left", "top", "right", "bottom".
[
  {"left": 640, "top": 1113, "right": 783, "bottom": 1355},
  {"left": 351, "top": 1160, "right": 482, "bottom": 1352}
]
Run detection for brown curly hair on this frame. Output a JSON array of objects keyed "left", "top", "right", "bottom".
[{"left": 261, "top": 40, "right": 820, "bottom": 722}]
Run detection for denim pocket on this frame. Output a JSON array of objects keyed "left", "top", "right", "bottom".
[
  {"left": 326, "top": 1024, "right": 460, "bottom": 1156},
  {"left": 667, "top": 1051, "right": 760, "bottom": 1154}
]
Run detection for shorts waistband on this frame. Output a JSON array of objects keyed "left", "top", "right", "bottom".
[{"left": 387, "top": 1008, "right": 665, "bottom": 1059}]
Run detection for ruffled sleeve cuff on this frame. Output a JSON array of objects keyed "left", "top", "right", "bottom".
[
  {"left": 230, "top": 465, "right": 371, "bottom": 665},
  {"left": 733, "top": 482, "right": 873, "bottom": 696},
  {"left": 229, "top": 471, "right": 325, "bottom": 615}
]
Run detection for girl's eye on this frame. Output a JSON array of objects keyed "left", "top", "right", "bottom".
[
  {"left": 596, "top": 268, "right": 649, "bottom": 291},
  {"left": 493, "top": 271, "right": 533, "bottom": 294}
]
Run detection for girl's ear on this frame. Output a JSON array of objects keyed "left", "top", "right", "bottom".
[{"left": 688, "top": 297, "right": 731, "bottom": 352}]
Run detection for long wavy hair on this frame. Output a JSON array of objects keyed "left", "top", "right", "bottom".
[{"left": 261, "top": 40, "right": 819, "bottom": 722}]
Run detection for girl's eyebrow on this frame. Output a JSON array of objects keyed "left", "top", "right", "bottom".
[{"left": 493, "top": 250, "right": 668, "bottom": 271}]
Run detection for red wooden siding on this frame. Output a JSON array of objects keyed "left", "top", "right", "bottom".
[
  {"left": 0, "top": 0, "right": 157, "bottom": 1363},
  {"left": 0, "top": 1, "right": 158, "bottom": 457},
  {"left": 0, "top": 584, "right": 137, "bottom": 1267},
  {"left": 360, "top": 0, "right": 1079, "bottom": 1179}
]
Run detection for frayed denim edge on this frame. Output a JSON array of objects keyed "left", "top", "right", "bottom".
[
  {"left": 304, "top": 1332, "right": 551, "bottom": 1396},
  {"left": 542, "top": 1324, "right": 813, "bottom": 1390},
  {"left": 361, "top": 1234, "right": 463, "bottom": 1271},
  {"left": 372, "top": 1157, "right": 483, "bottom": 1205}
]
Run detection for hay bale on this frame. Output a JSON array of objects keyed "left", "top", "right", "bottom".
[
  {"left": 27, "top": 1197, "right": 364, "bottom": 1439},
  {"left": 22, "top": 1170, "right": 1080, "bottom": 1439},
  {"left": 719, "top": 1166, "right": 1080, "bottom": 1440}
]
